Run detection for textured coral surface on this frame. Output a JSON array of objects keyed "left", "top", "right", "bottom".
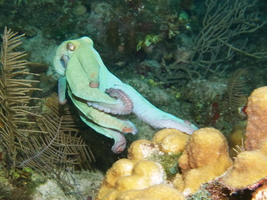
[
  {"left": 96, "top": 92, "right": 267, "bottom": 198},
  {"left": 221, "top": 87, "right": 267, "bottom": 190},
  {"left": 96, "top": 128, "right": 233, "bottom": 199},
  {"left": 245, "top": 86, "right": 267, "bottom": 150},
  {"left": 177, "top": 128, "right": 233, "bottom": 195}
]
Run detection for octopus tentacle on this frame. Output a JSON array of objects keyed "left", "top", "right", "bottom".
[
  {"left": 110, "top": 130, "right": 127, "bottom": 154},
  {"left": 114, "top": 84, "right": 199, "bottom": 134},
  {"left": 87, "top": 88, "right": 133, "bottom": 115},
  {"left": 120, "top": 119, "right": 138, "bottom": 135},
  {"left": 58, "top": 77, "right": 67, "bottom": 105},
  {"left": 79, "top": 113, "right": 127, "bottom": 154}
]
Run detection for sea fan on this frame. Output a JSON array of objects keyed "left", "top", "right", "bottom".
[
  {"left": 0, "top": 27, "right": 95, "bottom": 175},
  {"left": 0, "top": 27, "right": 41, "bottom": 167}
]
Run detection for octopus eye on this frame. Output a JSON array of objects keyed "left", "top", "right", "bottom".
[{"left": 67, "top": 42, "right": 75, "bottom": 51}]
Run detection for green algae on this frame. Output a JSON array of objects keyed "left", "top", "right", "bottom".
[{"left": 149, "top": 152, "right": 181, "bottom": 180}]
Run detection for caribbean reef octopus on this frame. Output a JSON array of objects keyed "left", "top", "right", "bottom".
[{"left": 53, "top": 37, "right": 198, "bottom": 153}]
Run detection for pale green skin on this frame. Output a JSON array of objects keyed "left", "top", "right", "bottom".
[
  {"left": 54, "top": 37, "right": 135, "bottom": 153},
  {"left": 54, "top": 37, "right": 117, "bottom": 104},
  {"left": 54, "top": 37, "right": 198, "bottom": 153}
]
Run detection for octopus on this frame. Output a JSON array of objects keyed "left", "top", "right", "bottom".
[{"left": 53, "top": 37, "right": 198, "bottom": 153}]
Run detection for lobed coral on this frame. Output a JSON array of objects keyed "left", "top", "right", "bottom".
[
  {"left": 114, "top": 184, "right": 185, "bottom": 200},
  {"left": 153, "top": 129, "right": 189, "bottom": 154},
  {"left": 221, "top": 87, "right": 267, "bottom": 190},
  {"left": 96, "top": 129, "right": 188, "bottom": 200},
  {"left": 96, "top": 128, "right": 232, "bottom": 199},
  {"left": 96, "top": 157, "right": 185, "bottom": 200},
  {"left": 245, "top": 86, "right": 267, "bottom": 151},
  {"left": 221, "top": 142, "right": 267, "bottom": 189},
  {"left": 96, "top": 87, "right": 267, "bottom": 199},
  {"left": 175, "top": 128, "right": 233, "bottom": 195}
]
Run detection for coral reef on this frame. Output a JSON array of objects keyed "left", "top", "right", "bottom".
[
  {"left": 176, "top": 128, "right": 233, "bottom": 195},
  {"left": 96, "top": 129, "right": 189, "bottom": 200},
  {"left": 96, "top": 128, "right": 233, "bottom": 199},
  {"left": 114, "top": 184, "right": 185, "bottom": 200},
  {"left": 96, "top": 87, "right": 267, "bottom": 199},
  {"left": 221, "top": 87, "right": 267, "bottom": 190},
  {"left": 221, "top": 144, "right": 267, "bottom": 190},
  {"left": 96, "top": 158, "right": 184, "bottom": 200},
  {"left": 245, "top": 87, "right": 267, "bottom": 150},
  {"left": 0, "top": 0, "right": 266, "bottom": 198},
  {"left": 153, "top": 128, "right": 189, "bottom": 154}
]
